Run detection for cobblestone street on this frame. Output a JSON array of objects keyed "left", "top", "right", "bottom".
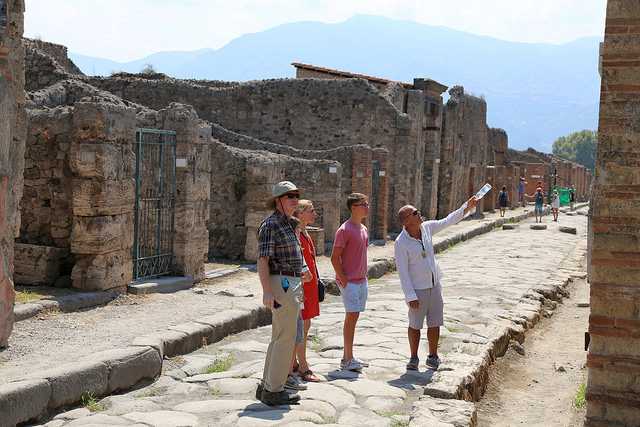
[{"left": 43, "top": 209, "right": 588, "bottom": 426}]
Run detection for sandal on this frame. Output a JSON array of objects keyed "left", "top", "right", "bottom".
[{"left": 300, "top": 369, "right": 321, "bottom": 382}]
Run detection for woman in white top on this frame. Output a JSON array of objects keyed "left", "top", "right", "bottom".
[{"left": 551, "top": 190, "right": 560, "bottom": 222}]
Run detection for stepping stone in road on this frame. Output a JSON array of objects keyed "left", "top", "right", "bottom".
[
  {"left": 565, "top": 212, "right": 576, "bottom": 216},
  {"left": 559, "top": 226, "right": 577, "bottom": 234},
  {"left": 502, "top": 224, "right": 518, "bottom": 230},
  {"left": 530, "top": 224, "right": 547, "bottom": 230}
]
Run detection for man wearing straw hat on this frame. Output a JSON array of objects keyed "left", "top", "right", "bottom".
[{"left": 255, "top": 181, "right": 311, "bottom": 406}]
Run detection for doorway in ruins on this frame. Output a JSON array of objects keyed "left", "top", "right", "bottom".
[
  {"left": 133, "top": 129, "right": 177, "bottom": 280},
  {"left": 370, "top": 160, "right": 381, "bottom": 239}
]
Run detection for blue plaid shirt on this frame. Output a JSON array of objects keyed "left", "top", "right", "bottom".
[{"left": 258, "top": 211, "right": 307, "bottom": 274}]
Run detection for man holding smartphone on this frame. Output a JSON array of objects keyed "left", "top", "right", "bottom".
[{"left": 255, "top": 181, "right": 311, "bottom": 406}]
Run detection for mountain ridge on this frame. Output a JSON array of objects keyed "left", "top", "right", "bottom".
[{"left": 69, "top": 15, "right": 602, "bottom": 151}]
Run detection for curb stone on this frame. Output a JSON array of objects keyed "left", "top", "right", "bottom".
[
  {"left": 14, "top": 290, "right": 120, "bottom": 322},
  {"left": 2, "top": 346, "right": 162, "bottom": 425},
  {"left": 0, "top": 379, "right": 51, "bottom": 427}
]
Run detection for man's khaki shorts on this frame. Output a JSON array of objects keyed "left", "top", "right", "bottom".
[{"left": 408, "top": 287, "right": 444, "bottom": 329}]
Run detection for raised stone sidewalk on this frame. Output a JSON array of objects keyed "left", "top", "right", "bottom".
[{"left": 0, "top": 204, "right": 587, "bottom": 425}]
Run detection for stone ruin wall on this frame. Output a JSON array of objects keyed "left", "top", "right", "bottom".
[
  {"left": 587, "top": 0, "right": 640, "bottom": 425},
  {"left": 438, "top": 86, "right": 491, "bottom": 217},
  {"left": 24, "top": 38, "right": 83, "bottom": 92},
  {"left": 84, "top": 75, "right": 417, "bottom": 231},
  {"left": 0, "top": 0, "right": 26, "bottom": 347},
  {"left": 212, "top": 124, "right": 352, "bottom": 227},
  {"left": 208, "top": 139, "right": 342, "bottom": 261},
  {"left": 18, "top": 77, "right": 213, "bottom": 287}
]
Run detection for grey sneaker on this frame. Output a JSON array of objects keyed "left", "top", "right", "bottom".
[
  {"left": 285, "top": 374, "right": 307, "bottom": 391},
  {"left": 340, "top": 358, "right": 363, "bottom": 371},
  {"left": 406, "top": 356, "right": 419, "bottom": 371},
  {"left": 426, "top": 354, "right": 441, "bottom": 370}
]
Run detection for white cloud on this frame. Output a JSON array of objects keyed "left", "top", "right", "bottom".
[{"left": 24, "top": 0, "right": 606, "bottom": 62}]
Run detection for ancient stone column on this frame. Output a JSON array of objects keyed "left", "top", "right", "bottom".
[
  {"left": 0, "top": 0, "right": 26, "bottom": 347},
  {"left": 69, "top": 101, "right": 136, "bottom": 291},
  {"left": 587, "top": 1, "right": 640, "bottom": 425},
  {"left": 159, "top": 104, "right": 211, "bottom": 281}
]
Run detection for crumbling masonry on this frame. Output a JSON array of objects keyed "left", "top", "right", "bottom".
[{"left": 0, "top": 0, "right": 26, "bottom": 347}]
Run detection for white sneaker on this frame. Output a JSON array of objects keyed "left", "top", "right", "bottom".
[
  {"left": 352, "top": 357, "right": 369, "bottom": 367},
  {"left": 340, "top": 358, "right": 363, "bottom": 371}
]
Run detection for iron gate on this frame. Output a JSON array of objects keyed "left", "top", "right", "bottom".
[{"left": 133, "top": 128, "right": 177, "bottom": 280}]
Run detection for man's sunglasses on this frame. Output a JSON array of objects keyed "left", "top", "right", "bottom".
[
  {"left": 412, "top": 209, "right": 421, "bottom": 216},
  {"left": 282, "top": 193, "right": 300, "bottom": 199},
  {"left": 353, "top": 202, "right": 369, "bottom": 207}
]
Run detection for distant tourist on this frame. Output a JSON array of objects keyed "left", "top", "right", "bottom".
[
  {"left": 394, "top": 196, "right": 478, "bottom": 370},
  {"left": 331, "top": 193, "right": 370, "bottom": 372},
  {"left": 569, "top": 185, "right": 576, "bottom": 210},
  {"left": 518, "top": 177, "right": 527, "bottom": 207},
  {"left": 255, "top": 181, "right": 311, "bottom": 406},
  {"left": 498, "top": 185, "right": 509, "bottom": 217},
  {"left": 292, "top": 200, "right": 322, "bottom": 383},
  {"left": 526, "top": 183, "right": 546, "bottom": 223},
  {"left": 551, "top": 190, "right": 560, "bottom": 222}
]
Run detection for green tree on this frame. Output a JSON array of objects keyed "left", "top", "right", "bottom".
[{"left": 552, "top": 130, "right": 597, "bottom": 171}]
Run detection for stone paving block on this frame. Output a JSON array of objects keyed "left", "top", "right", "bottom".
[
  {"left": 529, "top": 224, "right": 547, "bottom": 230},
  {"left": 122, "top": 410, "right": 199, "bottom": 427},
  {"left": 298, "top": 382, "right": 356, "bottom": 410},
  {"left": 0, "top": 379, "right": 51, "bottom": 427},
  {"left": 65, "top": 413, "right": 130, "bottom": 426},
  {"left": 294, "top": 399, "right": 338, "bottom": 420},
  {"left": 101, "top": 395, "right": 163, "bottom": 416},
  {"left": 363, "top": 396, "right": 403, "bottom": 412},
  {"left": 219, "top": 339, "right": 268, "bottom": 353},
  {"left": 338, "top": 407, "right": 392, "bottom": 427},
  {"left": 559, "top": 226, "right": 577, "bottom": 234},
  {"left": 53, "top": 407, "right": 91, "bottom": 420},
  {"left": 331, "top": 378, "right": 406, "bottom": 398},
  {"left": 409, "top": 396, "right": 477, "bottom": 427},
  {"left": 26, "top": 360, "right": 109, "bottom": 409},
  {"left": 207, "top": 378, "right": 260, "bottom": 395},
  {"left": 173, "top": 398, "right": 259, "bottom": 414},
  {"left": 224, "top": 409, "right": 324, "bottom": 426}
]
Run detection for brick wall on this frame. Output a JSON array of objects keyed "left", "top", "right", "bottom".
[{"left": 587, "top": 1, "right": 640, "bottom": 425}]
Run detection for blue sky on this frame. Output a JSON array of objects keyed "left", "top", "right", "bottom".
[{"left": 25, "top": 0, "right": 607, "bottom": 62}]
